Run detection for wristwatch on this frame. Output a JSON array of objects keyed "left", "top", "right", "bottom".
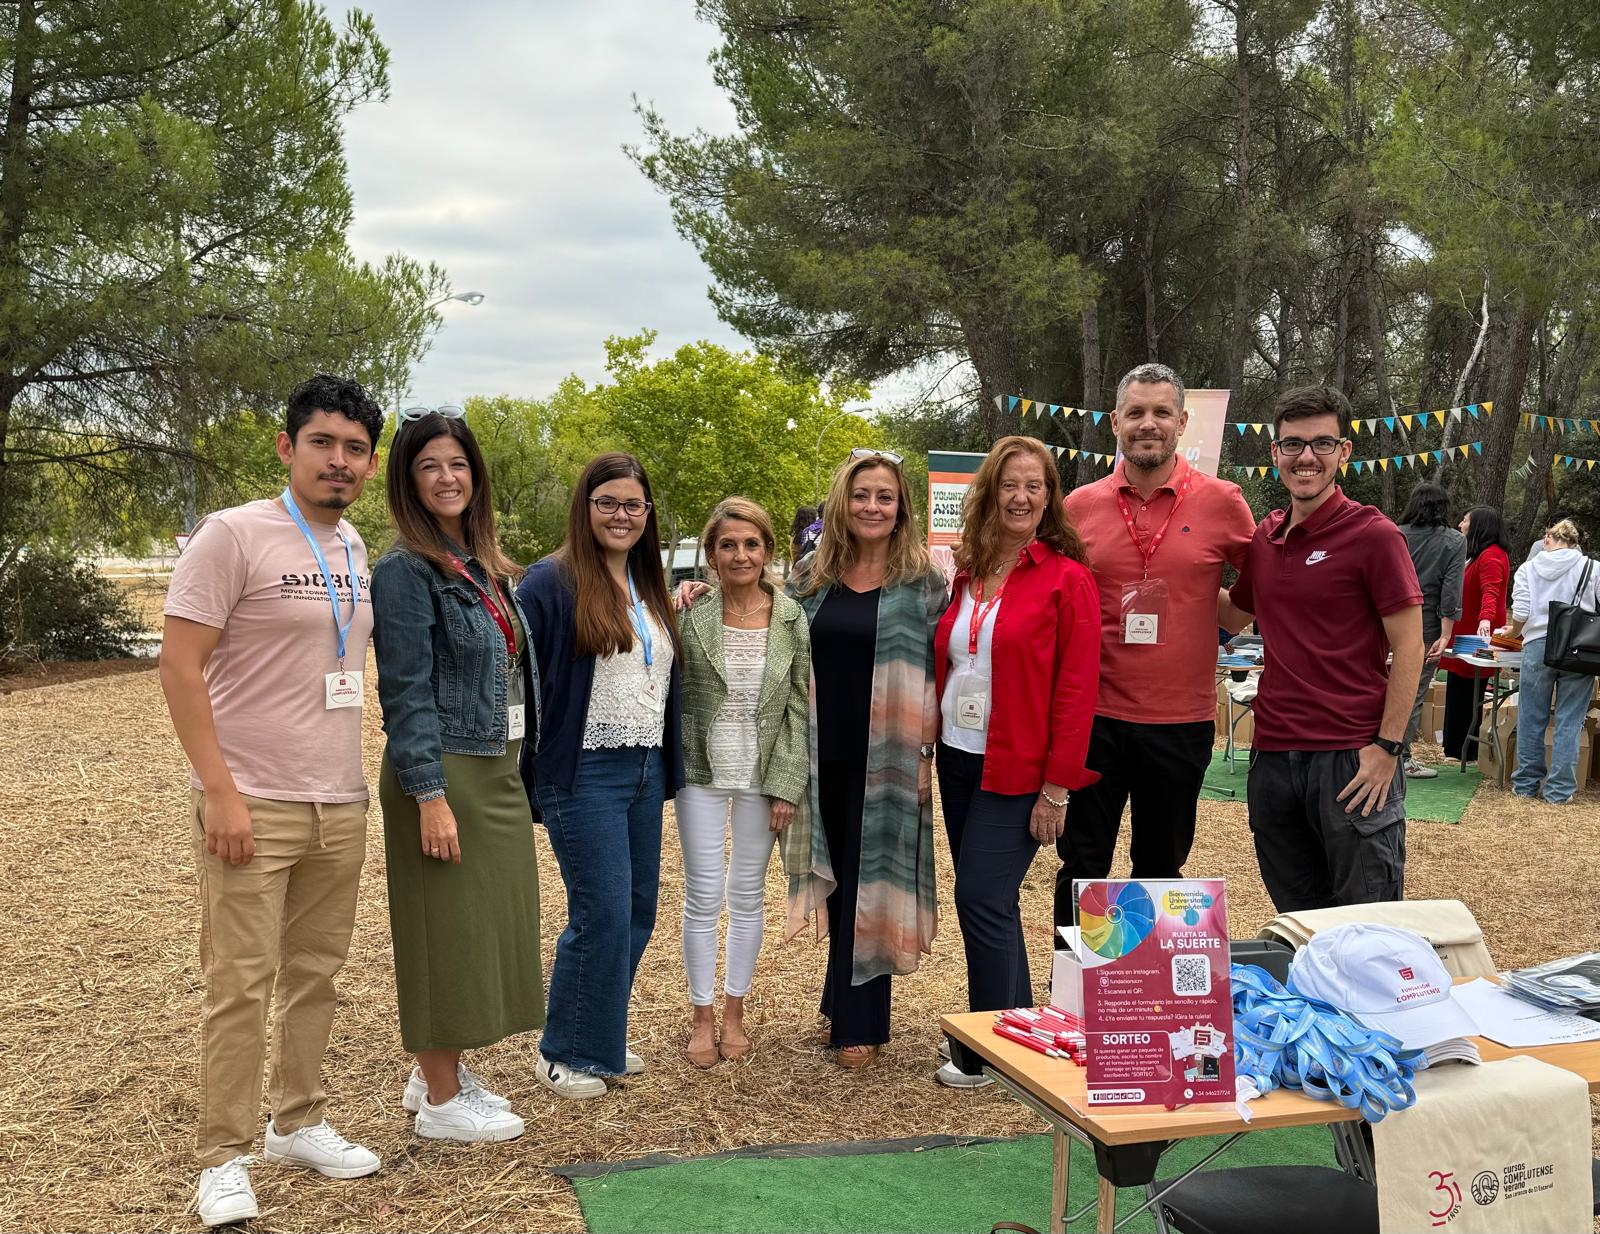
[
  {"left": 1372, "top": 736, "right": 1404, "bottom": 757},
  {"left": 919, "top": 743, "right": 935, "bottom": 760}
]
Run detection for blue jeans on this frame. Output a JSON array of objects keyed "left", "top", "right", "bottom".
[
  {"left": 533, "top": 745, "right": 665, "bottom": 1074},
  {"left": 1513, "top": 639, "right": 1592, "bottom": 804}
]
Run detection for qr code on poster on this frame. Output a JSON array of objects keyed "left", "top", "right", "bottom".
[{"left": 1171, "top": 954, "right": 1211, "bottom": 996}]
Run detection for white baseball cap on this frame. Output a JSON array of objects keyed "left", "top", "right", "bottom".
[{"left": 1289, "top": 923, "right": 1480, "bottom": 1049}]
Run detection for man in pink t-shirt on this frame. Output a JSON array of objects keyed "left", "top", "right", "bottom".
[
  {"left": 161, "top": 376, "right": 384, "bottom": 1227},
  {"left": 1055, "top": 364, "right": 1256, "bottom": 927}
]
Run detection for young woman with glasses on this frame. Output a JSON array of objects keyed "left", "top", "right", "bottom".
[{"left": 515, "top": 453, "right": 684, "bottom": 1099}]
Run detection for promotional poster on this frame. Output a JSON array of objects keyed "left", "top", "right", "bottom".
[{"left": 1075, "top": 878, "right": 1235, "bottom": 1107}]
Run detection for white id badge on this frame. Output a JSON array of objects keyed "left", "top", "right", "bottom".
[
  {"left": 637, "top": 678, "right": 660, "bottom": 710},
  {"left": 507, "top": 703, "right": 526, "bottom": 741},
  {"left": 1120, "top": 578, "right": 1170, "bottom": 645},
  {"left": 325, "top": 669, "right": 363, "bottom": 710},
  {"left": 954, "top": 673, "right": 991, "bottom": 731}
]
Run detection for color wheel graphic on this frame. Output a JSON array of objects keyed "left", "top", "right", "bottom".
[{"left": 1078, "top": 882, "right": 1156, "bottom": 959}]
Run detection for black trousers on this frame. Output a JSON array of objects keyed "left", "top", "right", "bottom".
[
  {"left": 817, "top": 759, "right": 891, "bottom": 1047},
  {"left": 935, "top": 742, "right": 1038, "bottom": 1012},
  {"left": 1441, "top": 672, "right": 1490, "bottom": 761},
  {"left": 1052, "top": 715, "right": 1215, "bottom": 928},
  {"left": 1247, "top": 748, "right": 1406, "bottom": 913}
]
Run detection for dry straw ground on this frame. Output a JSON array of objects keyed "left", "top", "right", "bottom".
[{"left": 2, "top": 663, "right": 1597, "bottom": 1232}]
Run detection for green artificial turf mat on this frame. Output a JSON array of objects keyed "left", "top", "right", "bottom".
[{"left": 1201, "top": 748, "right": 1481, "bottom": 823}]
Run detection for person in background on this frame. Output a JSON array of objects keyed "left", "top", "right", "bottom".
[
  {"left": 1439, "top": 507, "right": 1511, "bottom": 761},
  {"left": 933, "top": 437, "right": 1100, "bottom": 1088},
  {"left": 517, "top": 453, "right": 684, "bottom": 1099},
  {"left": 371, "top": 409, "right": 542, "bottom": 1142},
  {"left": 1395, "top": 483, "right": 1466, "bottom": 779},
  {"left": 159, "top": 375, "right": 383, "bottom": 1226},
  {"left": 790, "top": 505, "right": 821, "bottom": 566},
  {"left": 1507, "top": 518, "right": 1599, "bottom": 804},
  {"left": 1054, "top": 362, "right": 1256, "bottom": 929},
  {"left": 677, "top": 498, "right": 810, "bottom": 1066},
  {"left": 1220, "top": 386, "right": 1423, "bottom": 913},
  {"left": 786, "top": 449, "right": 947, "bottom": 1069}
]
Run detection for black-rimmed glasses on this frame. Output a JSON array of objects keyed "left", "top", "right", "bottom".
[
  {"left": 589, "top": 495, "right": 652, "bottom": 518},
  {"left": 1273, "top": 436, "right": 1343, "bottom": 457}
]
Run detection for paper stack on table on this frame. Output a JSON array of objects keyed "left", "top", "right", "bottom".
[
  {"left": 1453, "top": 977, "right": 1600, "bottom": 1048},
  {"left": 1501, "top": 952, "right": 1600, "bottom": 1019}
]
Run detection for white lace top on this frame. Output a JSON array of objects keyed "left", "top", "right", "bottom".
[
  {"left": 710, "top": 624, "right": 770, "bottom": 790},
  {"left": 583, "top": 605, "right": 675, "bottom": 750}
]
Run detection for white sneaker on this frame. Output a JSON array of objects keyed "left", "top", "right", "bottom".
[
  {"left": 535, "top": 1051, "right": 607, "bottom": 1100},
  {"left": 935, "top": 1060, "right": 994, "bottom": 1089},
  {"left": 414, "top": 1086, "right": 526, "bottom": 1142},
  {"left": 1404, "top": 756, "right": 1439, "bottom": 780},
  {"left": 263, "top": 1119, "right": 380, "bottom": 1179},
  {"left": 402, "top": 1063, "right": 511, "bottom": 1113},
  {"left": 197, "top": 1156, "right": 258, "bottom": 1228},
  {"left": 624, "top": 1048, "right": 646, "bottom": 1076}
]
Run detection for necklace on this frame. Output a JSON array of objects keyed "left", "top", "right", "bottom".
[{"left": 724, "top": 592, "right": 771, "bottom": 620}]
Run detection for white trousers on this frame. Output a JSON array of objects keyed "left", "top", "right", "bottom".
[{"left": 675, "top": 783, "right": 777, "bottom": 1005}]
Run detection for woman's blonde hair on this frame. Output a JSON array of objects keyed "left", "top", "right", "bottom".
[
  {"left": 794, "top": 451, "right": 932, "bottom": 596},
  {"left": 700, "top": 496, "right": 781, "bottom": 591},
  {"left": 954, "top": 436, "right": 1086, "bottom": 577},
  {"left": 1545, "top": 518, "right": 1583, "bottom": 548}
]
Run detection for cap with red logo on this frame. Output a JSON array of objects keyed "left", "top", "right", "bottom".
[{"left": 1288, "top": 923, "right": 1480, "bottom": 1049}]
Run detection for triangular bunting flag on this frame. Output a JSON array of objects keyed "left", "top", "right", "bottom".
[
  {"left": 1068, "top": 448, "right": 1079, "bottom": 459},
  {"left": 1588, "top": 459, "right": 1597, "bottom": 471},
  {"left": 1378, "top": 458, "right": 1390, "bottom": 471},
  {"left": 1091, "top": 412, "right": 1104, "bottom": 425},
  {"left": 1402, "top": 415, "right": 1415, "bottom": 430},
  {"left": 1468, "top": 404, "right": 1481, "bottom": 417},
  {"left": 1339, "top": 463, "right": 1349, "bottom": 476},
  {"left": 1483, "top": 401, "right": 1493, "bottom": 414},
  {"left": 1432, "top": 450, "right": 1444, "bottom": 462},
  {"left": 1383, "top": 417, "right": 1396, "bottom": 431},
  {"left": 1020, "top": 399, "right": 1033, "bottom": 414},
  {"left": 1235, "top": 422, "right": 1248, "bottom": 435},
  {"left": 1007, "top": 395, "right": 1019, "bottom": 413},
  {"left": 1471, "top": 441, "right": 1483, "bottom": 455},
  {"left": 1271, "top": 467, "right": 1280, "bottom": 480}
]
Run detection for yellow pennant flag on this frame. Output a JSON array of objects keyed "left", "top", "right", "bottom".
[
  {"left": 1340, "top": 463, "right": 1349, "bottom": 476},
  {"left": 1378, "top": 458, "right": 1390, "bottom": 471},
  {"left": 1457, "top": 444, "right": 1470, "bottom": 457},
  {"left": 1589, "top": 459, "right": 1597, "bottom": 471},
  {"left": 1483, "top": 401, "right": 1494, "bottom": 414},
  {"left": 1068, "top": 448, "right": 1079, "bottom": 459},
  {"left": 1401, "top": 415, "right": 1415, "bottom": 430},
  {"left": 1020, "top": 399, "right": 1033, "bottom": 414}
]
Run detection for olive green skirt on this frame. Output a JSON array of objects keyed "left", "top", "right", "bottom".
[{"left": 380, "top": 740, "right": 544, "bottom": 1052}]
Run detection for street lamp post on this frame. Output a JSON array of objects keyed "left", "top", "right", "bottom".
[{"left": 814, "top": 410, "right": 851, "bottom": 503}]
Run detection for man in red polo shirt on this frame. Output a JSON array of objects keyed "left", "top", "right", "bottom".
[
  {"left": 1220, "top": 386, "right": 1423, "bottom": 912},
  {"left": 1054, "top": 363, "right": 1256, "bottom": 928}
]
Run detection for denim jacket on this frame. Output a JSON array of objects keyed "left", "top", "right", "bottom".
[{"left": 371, "top": 544, "right": 540, "bottom": 799}]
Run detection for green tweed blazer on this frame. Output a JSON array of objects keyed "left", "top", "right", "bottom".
[{"left": 680, "top": 586, "right": 811, "bottom": 804}]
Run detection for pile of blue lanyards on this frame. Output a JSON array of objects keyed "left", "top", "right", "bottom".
[{"left": 1231, "top": 963, "right": 1424, "bottom": 1123}]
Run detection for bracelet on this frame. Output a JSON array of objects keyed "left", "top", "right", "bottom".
[{"left": 1040, "top": 787, "right": 1068, "bottom": 810}]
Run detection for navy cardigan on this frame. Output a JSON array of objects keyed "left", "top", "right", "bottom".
[{"left": 516, "top": 557, "right": 685, "bottom": 800}]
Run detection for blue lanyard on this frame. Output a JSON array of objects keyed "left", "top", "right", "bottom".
[
  {"left": 281, "top": 488, "right": 361, "bottom": 666},
  {"left": 627, "top": 571, "right": 654, "bottom": 667}
]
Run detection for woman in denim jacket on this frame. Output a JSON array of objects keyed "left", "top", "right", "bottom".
[{"left": 371, "top": 410, "right": 542, "bottom": 1143}]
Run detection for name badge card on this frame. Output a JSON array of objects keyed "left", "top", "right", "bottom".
[
  {"left": 1075, "top": 878, "right": 1234, "bottom": 1108},
  {"left": 325, "top": 669, "right": 363, "bottom": 710},
  {"left": 507, "top": 703, "right": 526, "bottom": 741},
  {"left": 1120, "top": 578, "right": 1170, "bottom": 645}
]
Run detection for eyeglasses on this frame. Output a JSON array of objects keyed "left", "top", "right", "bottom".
[
  {"left": 397, "top": 404, "right": 465, "bottom": 424},
  {"left": 589, "top": 495, "right": 652, "bottom": 518},
  {"left": 1274, "top": 436, "right": 1343, "bottom": 457},
  {"left": 850, "top": 447, "right": 904, "bottom": 466}
]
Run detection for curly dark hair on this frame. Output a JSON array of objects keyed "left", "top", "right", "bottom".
[{"left": 286, "top": 374, "right": 384, "bottom": 446}]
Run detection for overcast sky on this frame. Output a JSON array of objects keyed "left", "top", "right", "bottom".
[{"left": 341, "top": 1, "right": 747, "bottom": 407}]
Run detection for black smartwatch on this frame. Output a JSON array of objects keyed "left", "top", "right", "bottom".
[{"left": 1372, "top": 736, "right": 1404, "bottom": 757}]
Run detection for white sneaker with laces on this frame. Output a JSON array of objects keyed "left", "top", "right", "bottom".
[
  {"left": 535, "top": 1051, "right": 607, "bottom": 1099},
  {"left": 935, "top": 1060, "right": 994, "bottom": 1089},
  {"left": 197, "top": 1155, "right": 258, "bottom": 1228},
  {"left": 624, "top": 1048, "right": 646, "bottom": 1076},
  {"left": 1404, "top": 756, "right": 1439, "bottom": 780},
  {"left": 414, "top": 1085, "right": 526, "bottom": 1142},
  {"left": 263, "top": 1119, "right": 380, "bottom": 1179},
  {"left": 402, "top": 1063, "right": 510, "bottom": 1113}
]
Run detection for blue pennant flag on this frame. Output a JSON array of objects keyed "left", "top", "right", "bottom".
[
  {"left": 1353, "top": 460, "right": 1365, "bottom": 474},
  {"left": 1468, "top": 405, "right": 1481, "bottom": 417},
  {"left": 1384, "top": 417, "right": 1397, "bottom": 431},
  {"left": 1091, "top": 411, "right": 1104, "bottom": 426},
  {"left": 1472, "top": 441, "right": 1483, "bottom": 455},
  {"left": 1432, "top": 450, "right": 1444, "bottom": 462},
  {"left": 1568, "top": 419, "right": 1579, "bottom": 432},
  {"left": 1235, "top": 423, "right": 1248, "bottom": 435},
  {"left": 1007, "top": 395, "right": 1019, "bottom": 412}
]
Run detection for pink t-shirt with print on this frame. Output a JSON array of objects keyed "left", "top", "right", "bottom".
[{"left": 164, "top": 498, "right": 374, "bottom": 803}]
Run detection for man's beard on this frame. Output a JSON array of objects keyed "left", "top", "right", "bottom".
[
  {"left": 314, "top": 494, "right": 353, "bottom": 510},
  {"left": 1124, "top": 439, "right": 1176, "bottom": 471}
]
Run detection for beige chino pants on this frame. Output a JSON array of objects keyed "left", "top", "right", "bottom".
[{"left": 191, "top": 790, "right": 366, "bottom": 1166}]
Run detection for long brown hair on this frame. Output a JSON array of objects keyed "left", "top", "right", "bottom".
[
  {"left": 955, "top": 436, "right": 1086, "bottom": 577},
  {"left": 794, "top": 451, "right": 933, "bottom": 596},
  {"left": 386, "top": 414, "right": 521, "bottom": 583},
  {"left": 555, "top": 453, "right": 681, "bottom": 660}
]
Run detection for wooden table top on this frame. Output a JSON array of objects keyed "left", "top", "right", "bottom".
[{"left": 940, "top": 1008, "right": 1600, "bottom": 1148}]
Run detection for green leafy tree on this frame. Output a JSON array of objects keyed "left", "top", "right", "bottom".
[{"left": 0, "top": 0, "right": 447, "bottom": 577}]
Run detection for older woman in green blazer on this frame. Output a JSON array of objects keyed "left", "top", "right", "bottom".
[{"left": 677, "top": 497, "right": 810, "bottom": 1067}]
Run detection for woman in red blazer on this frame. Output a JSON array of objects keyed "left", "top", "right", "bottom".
[
  {"left": 1439, "top": 506, "right": 1512, "bottom": 760},
  {"left": 931, "top": 436, "right": 1100, "bottom": 1087}
]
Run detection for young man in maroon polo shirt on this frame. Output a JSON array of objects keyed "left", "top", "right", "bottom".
[
  {"left": 1053, "top": 363, "right": 1256, "bottom": 928},
  {"left": 1220, "top": 386, "right": 1423, "bottom": 913}
]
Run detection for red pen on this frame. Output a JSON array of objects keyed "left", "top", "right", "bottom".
[{"left": 994, "top": 1022, "right": 1067, "bottom": 1058}]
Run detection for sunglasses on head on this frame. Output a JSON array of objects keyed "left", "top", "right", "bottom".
[
  {"left": 850, "top": 447, "right": 904, "bottom": 466},
  {"left": 397, "top": 404, "right": 465, "bottom": 424}
]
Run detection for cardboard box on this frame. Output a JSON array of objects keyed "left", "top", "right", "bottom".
[
  {"left": 1050, "top": 926, "right": 1083, "bottom": 1019},
  {"left": 1215, "top": 679, "right": 1254, "bottom": 746},
  {"left": 1479, "top": 696, "right": 1593, "bottom": 791}
]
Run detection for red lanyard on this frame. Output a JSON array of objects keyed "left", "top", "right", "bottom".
[
  {"left": 447, "top": 553, "right": 516, "bottom": 660},
  {"left": 967, "top": 575, "right": 1006, "bottom": 657},
  {"left": 1114, "top": 465, "right": 1194, "bottom": 579}
]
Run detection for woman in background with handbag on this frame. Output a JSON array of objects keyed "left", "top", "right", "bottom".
[{"left": 1506, "top": 518, "right": 1599, "bottom": 804}]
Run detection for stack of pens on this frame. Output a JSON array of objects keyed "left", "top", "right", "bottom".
[{"left": 993, "top": 1006, "right": 1087, "bottom": 1064}]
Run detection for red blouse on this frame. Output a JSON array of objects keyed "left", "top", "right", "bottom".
[
  {"left": 1440, "top": 545, "right": 1510, "bottom": 679},
  {"left": 933, "top": 539, "right": 1102, "bottom": 794}
]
